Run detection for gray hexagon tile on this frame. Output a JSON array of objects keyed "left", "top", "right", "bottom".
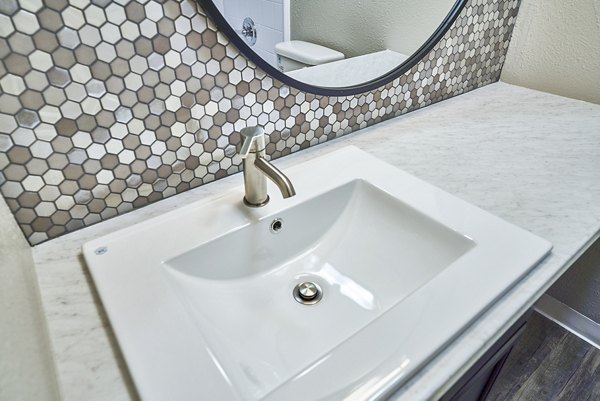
[{"left": 0, "top": 0, "right": 521, "bottom": 245}]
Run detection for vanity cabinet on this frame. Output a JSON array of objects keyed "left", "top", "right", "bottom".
[{"left": 438, "top": 310, "right": 531, "bottom": 401}]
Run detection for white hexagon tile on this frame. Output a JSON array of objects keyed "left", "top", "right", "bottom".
[{"left": 0, "top": 0, "right": 521, "bottom": 245}]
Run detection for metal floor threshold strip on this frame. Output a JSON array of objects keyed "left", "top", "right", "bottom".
[{"left": 534, "top": 294, "right": 600, "bottom": 350}]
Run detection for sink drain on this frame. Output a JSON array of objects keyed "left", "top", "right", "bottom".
[{"left": 293, "top": 281, "right": 323, "bottom": 305}]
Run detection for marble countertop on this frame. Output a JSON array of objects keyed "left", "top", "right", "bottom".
[{"left": 32, "top": 82, "right": 600, "bottom": 401}]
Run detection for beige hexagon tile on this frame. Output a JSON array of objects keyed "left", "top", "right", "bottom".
[{"left": 0, "top": 0, "right": 521, "bottom": 245}]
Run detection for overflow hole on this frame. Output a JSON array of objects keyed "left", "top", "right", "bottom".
[{"left": 270, "top": 218, "right": 283, "bottom": 234}]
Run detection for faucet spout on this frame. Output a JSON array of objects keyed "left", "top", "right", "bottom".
[{"left": 254, "top": 157, "right": 296, "bottom": 198}]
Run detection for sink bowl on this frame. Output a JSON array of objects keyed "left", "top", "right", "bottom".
[
  {"left": 83, "top": 146, "right": 551, "bottom": 401},
  {"left": 164, "top": 179, "right": 474, "bottom": 399}
]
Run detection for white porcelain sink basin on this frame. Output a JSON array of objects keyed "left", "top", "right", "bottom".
[{"left": 83, "top": 146, "right": 551, "bottom": 401}]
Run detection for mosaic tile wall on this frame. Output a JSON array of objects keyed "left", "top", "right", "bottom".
[{"left": 0, "top": 0, "right": 521, "bottom": 245}]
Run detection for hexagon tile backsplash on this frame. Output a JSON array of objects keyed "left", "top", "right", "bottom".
[{"left": 0, "top": 0, "right": 521, "bottom": 245}]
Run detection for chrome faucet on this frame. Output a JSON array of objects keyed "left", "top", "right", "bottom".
[{"left": 238, "top": 126, "right": 296, "bottom": 207}]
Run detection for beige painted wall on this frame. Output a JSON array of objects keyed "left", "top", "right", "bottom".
[
  {"left": 0, "top": 197, "right": 60, "bottom": 401},
  {"left": 290, "top": 0, "right": 456, "bottom": 58},
  {"left": 501, "top": 0, "right": 600, "bottom": 104}
]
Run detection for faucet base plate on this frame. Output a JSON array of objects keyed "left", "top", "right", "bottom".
[{"left": 243, "top": 195, "right": 270, "bottom": 208}]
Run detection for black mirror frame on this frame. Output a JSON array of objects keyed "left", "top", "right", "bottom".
[{"left": 197, "top": 0, "right": 468, "bottom": 97}]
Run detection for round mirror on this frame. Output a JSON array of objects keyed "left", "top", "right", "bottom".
[{"left": 197, "top": 0, "right": 467, "bottom": 96}]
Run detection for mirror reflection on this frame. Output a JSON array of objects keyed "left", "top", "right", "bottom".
[{"left": 210, "top": 0, "right": 458, "bottom": 88}]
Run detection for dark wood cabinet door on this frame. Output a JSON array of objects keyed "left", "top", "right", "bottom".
[{"left": 439, "top": 310, "right": 530, "bottom": 401}]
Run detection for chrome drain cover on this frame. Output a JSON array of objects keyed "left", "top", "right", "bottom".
[{"left": 293, "top": 281, "right": 323, "bottom": 305}]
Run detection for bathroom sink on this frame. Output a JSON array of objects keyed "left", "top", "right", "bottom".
[{"left": 83, "top": 146, "right": 551, "bottom": 401}]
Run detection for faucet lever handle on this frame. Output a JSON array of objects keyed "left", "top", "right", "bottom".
[{"left": 239, "top": 126, "right": 266, "bottom": 159}]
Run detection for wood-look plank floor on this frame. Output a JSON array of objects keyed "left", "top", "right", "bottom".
[{"left": 486, "top": 312, "right": 600, "bottom": 401}]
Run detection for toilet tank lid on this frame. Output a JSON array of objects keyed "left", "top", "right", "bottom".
[{"left": 275, "top": 41, "right": 345, "bottom": 65}]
